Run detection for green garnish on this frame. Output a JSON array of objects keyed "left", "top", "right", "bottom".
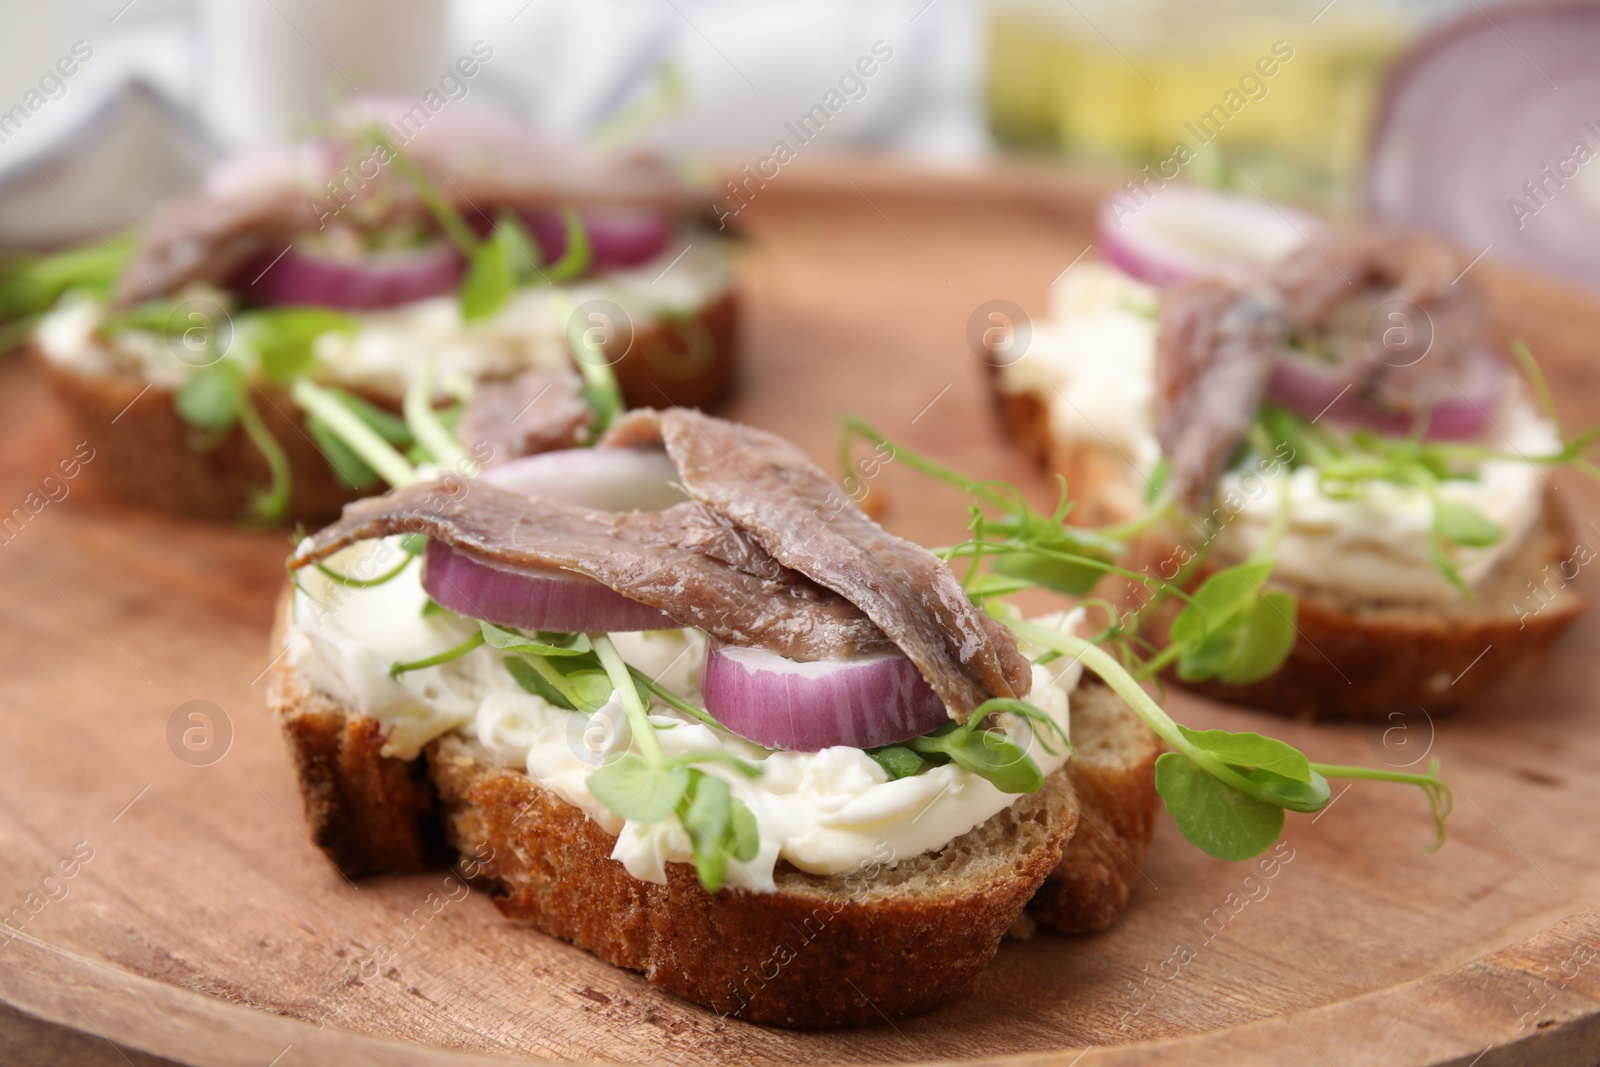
[
  {"left": 292, "top": 378, "right": 418, "bottom": 488},
  {"left": 1012, "top": 619, "right": 1451, "bottom": 860},
  {"left": 869, "top": 697, "right": 1073, "bottom": 794},
  {"left": 584, "top": 635, "right": 761, "bottom": 892},
  {"left": 389, "top": 629, "right": 486, "bottom": 678},
  {"left": 843, "top": 417, "right": 1456, "bottom": 862}
]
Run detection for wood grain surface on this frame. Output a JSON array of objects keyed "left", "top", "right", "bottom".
[{"left": 3, "top": 159, "right": 1600, "bottom": 1066}]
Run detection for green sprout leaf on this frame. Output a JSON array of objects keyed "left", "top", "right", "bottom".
[
  {"left": 389, "top": 629, "right": 487, "bottom": 677},
  {"left": 175, "top": 360, "right": 244, "bottom": 432},
  {"left": 460, "top": 233, "right": 514, "bottom": 323},
  {"left": 503, "top": 656, "right": 577, "bottom": 710},
  {"left": 1434, "top": 498, "right": 1503, "bottom": 548},
  {"left": 0, "top": 233, "right": 133, "bottom": 320},
  {"left": 303, "top": 388, "right": 410, "bottom": 489},
  {"left": 866, "top": 744, "right": 926, "bottom": 780},
  {"left": 674, "top": 768, "right": 760, "bottom": 893},
  {"left": 906, "top": 722, "right": 1044, "bottom": 794},
  {"left": 1171, "top": 561, "right": 1297, "bottom": 685},
  {"left": 544, "top": 209, "right": 591, "bottom": 281},
  {"left": 587, "top": 752, "right": 689, "bottom": 823},
  {"left": 992, "top": 550, "right": 1105, "bottom": 597},
  {"left": 1177, "top": 725, "right": 1312, "bottom": 782},
  {"left": 478, "top": 623, "right": 592, "bottom": 657},
  {"left": 1155, "top": 751, "right": 1285, "bottom": 861},
  {"left": 245, "top": 307, "right": 357, "bottom": 384}
]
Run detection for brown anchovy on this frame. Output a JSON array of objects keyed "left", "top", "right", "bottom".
[
  {"left": 1272, "top": 227, "right": 1486, "bottom": 412},
  {"left": 1154, "top": 278, "right": 1286, "bottom": 513},
  {"left": 456, "top": 371, "right": 593, "bottom": 467},
  {"left": 290, "top": 478, "right": 893, "bottom": 662},
  {"left": 1153, "top": 227, "right": 1487, "bottom": 511},
  {"left": 605, "top": 408, "right": 1034, "bottom": 716},
  {"left": 115, "top": 135, "right": 706, "bottom": 307}
]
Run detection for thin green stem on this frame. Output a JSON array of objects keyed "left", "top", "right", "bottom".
[
  {"left": 840, "top": 417, "right": 1014, "bottom": 509},
  {"left": 1007, "top": 619, "right": 1269, "bottom": 801},
  {"left": 404, "top": 356, "right": 469, "bottom": 470},
  {"left": 366, "top": 126, "right": 479, "bottom": 256},
  {"left": 1310, "top": 763, "right": 1438, "bottom": 786},
  {"left": 389, "top": 630, "right": 485, "bottom": 677},
  {"left": 315, "top": 549, "right": 416, "bottom": 589},
  {"left": 237, "top": 391, "right": 291, "bottom": 523},
  {"left": 1132, "top": 641, "right": 1184, "bottom": 682},
  {"left": 292, "top": 378, "right": 417, "bottom": 487},
  {"left": 592, "top": 634, "right": 663, "bottom": 764},
  {"left": 631, "top": 669, "right": 729, "bottom": 733}
]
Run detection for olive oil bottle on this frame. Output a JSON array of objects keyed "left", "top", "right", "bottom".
[{"left": 985, "top": 0, "right": 1413, "bottom": 208}]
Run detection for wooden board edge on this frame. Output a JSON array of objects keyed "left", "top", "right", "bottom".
[
  {"left": 0, "top": 929, "right": 598, "bottom": 1067},
  {"left": 4, "top": 904, "right": 1600, "bottom": 1066}
]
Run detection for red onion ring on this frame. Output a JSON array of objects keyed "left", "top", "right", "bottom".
[
  {"left": 1264, "top": 346, "right": 1505, "bottom": 439},
  {"left": 520, "top": 208, "right": 675, "bottom": 272},
  {"left": 241, "top": 241, "right": 464, "bottom": 310},
  {"left": 1368, "top": 4, "right": 1600, "bottom": 289},
  {"left": 701, "top": 640, "right": 949, "bottom": 752},
  {"left": 1097, "top": 185, "right": 1323, "bottom": 287},
  {"left": 422, "top": 540, "right": 679, "bottom": 633},
  {"left": 420, "top": 446, "right": 687, "bottom": 632}
]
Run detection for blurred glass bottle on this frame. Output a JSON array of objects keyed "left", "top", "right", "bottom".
[{"left": 985, "top": 0, "right": 1420, "bottom": 208}]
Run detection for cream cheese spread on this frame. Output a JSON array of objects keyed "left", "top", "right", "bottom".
[{"left": 35, "top": 235, "right": 732, "bottom": 396}]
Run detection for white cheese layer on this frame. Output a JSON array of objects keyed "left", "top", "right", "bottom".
[
  {"left": 999, "top": 262, "right": 1554, "bottom": 606},
  {"left": 35, "top": 236, "right": 732, "bottom": 396},
  {"left": 286, "top": 541, "right": 1081, "bottom": 893}
]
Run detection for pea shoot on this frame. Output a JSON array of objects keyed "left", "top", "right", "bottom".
[{"left": 840, "top": 416, "right": 1455, "bottom": 862}]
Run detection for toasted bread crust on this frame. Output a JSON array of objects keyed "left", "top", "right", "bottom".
[
  {"left": 34, "top": 289, "right": 739, "bottom": 524},
  {"left": 37, "top": 351, "right": 363, "bottom": 523},
  {"left": 267, "top": 600, "right": 449, "bottom": 874},
  {"left": 987, "top": 372, "right": 1587, "bottom": 718},
  {"left": 1030, "top": 684, "right": 1162, "bottom": 933},
  {"left": 430, "top": 734, "right": 1076, "bottom": 1028}
]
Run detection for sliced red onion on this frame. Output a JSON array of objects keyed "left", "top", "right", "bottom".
[
  {"left": 519, "top": 208, "right": 675, "bottom": 271},
  {"left": 423, "top": 540, "right": 679, "bottom": 633},
  {"left": 480, "top": 447, "right": 686, "bottom": 511},
  {"left": 242, "top": 241, "right": 463, "bottom": 310},
  {"left": 1264, "top": 346, "right": 1505, "bottom": 440},
  {"left": 1097, "top": 185, "right": 1323, "bottom": 287},
  {"left": 1368, "top": 5, "right": 1600, "bottom": 289},
  {"left": 422, "top": 446, "right": 687, "bottom": 632},
  {"left": 701, "top": 640, "right": 949, "bottom": 752}
]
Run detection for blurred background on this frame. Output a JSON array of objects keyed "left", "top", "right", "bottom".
[{"left": 1, "top": 0, "right": 1596, "bottom": 286}]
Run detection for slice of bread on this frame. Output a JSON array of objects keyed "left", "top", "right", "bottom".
[
  {"left": 1032, "top": 682, "right": 1162, "bottom": 933},
  {"left": 430, "top": 733, "right": 1074, "bottom": 1028},
  {"left": 1168, "top": 490, "right": 1584, "bottom": 718},
  {"left": 266, "top": 591, "right": 1161, "bottom": 1025},
  {"left": 33, "top": 290, "right": 739, "bottom": 524},
  {"left": 989, "top": 375, "right": 1586, "bottom": 719}
]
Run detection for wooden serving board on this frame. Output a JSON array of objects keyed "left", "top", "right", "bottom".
[{"left": 4, "top": 159, "right": 1600, "bottom": 1067}]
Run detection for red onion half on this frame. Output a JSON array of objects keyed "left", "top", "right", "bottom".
[
  {"left": 423, "top": 540, "right": 678, "bottom": 632},
  {"left": 1264, "top": 346, "right": 1505, "bottom": 440},
  {"left": 520, "top": 208, "right": 675, "bottom": 272},
  {"left": 701, "top": 640, "right": 949, "bottom": 752},
  {"left": 1097, "top": 185, "right": 1322, "bottom": 287},
  {"left": 422, "top": 446, "right": 687, "bottom": 632},
  {"left": 1368, "top": 4, "right": 1600, "bottom": 289},
  {"left": 243, "top": 241, "right": 464, "bottom": 310}
]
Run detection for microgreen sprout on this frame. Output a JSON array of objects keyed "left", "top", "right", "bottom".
[{"left": 841, "top": 416, "right": 1456, "bottom": 862}]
